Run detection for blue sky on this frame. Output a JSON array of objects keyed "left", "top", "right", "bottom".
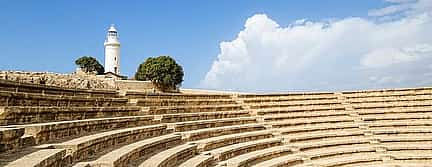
[{"left": 1, "top": 0, "right": 431, "bottom": 92}]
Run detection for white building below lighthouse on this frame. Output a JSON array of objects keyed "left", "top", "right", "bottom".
[{"left": 104, "top": 24, "right": 121, "bottom": 75}]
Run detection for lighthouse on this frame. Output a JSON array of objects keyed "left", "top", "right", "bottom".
[{"left": 104, "top": 24, "right": 121, "bottom": 75}]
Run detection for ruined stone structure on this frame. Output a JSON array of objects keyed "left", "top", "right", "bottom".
[
  {"left": 1, "top": 78, "right": 432, "bottom": 167},
  {"left": 0, "top": 71, "right": 117, "bottom": 90}
]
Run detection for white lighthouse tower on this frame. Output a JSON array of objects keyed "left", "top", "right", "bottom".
[{"left": 104, "top": 24, "right": 121, "bottom": 75}]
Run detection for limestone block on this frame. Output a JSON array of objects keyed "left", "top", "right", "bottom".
[
  {"left": 0, "top": 106, "right": 141, "bottom": 125},
  {"left": 53, "top": 124, "right": 168, "bottom": 163},
  {"left": 0, "top": 127, "right": 24, "bottom": 153},
  {"left": 17, "top": 115, "right": 157, "bottom": 144},
  {"left": 139, "top": 143, "right": 198, "bottom": 167},
  {"left": 5, "top": 149, "right": 66, "bottom": 167}
]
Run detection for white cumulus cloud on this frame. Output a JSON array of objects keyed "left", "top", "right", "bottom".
[{"left": 201, "top": 0, "right": 432, "bottom": 92}]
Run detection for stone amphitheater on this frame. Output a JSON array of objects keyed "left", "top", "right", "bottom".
[{"left": 1, "top": 78, "right": 432, "bottom": 167}]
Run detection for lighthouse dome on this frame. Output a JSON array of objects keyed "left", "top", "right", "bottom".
[{"left": 108, "top": 24, "right": 117, "bottom": 32}]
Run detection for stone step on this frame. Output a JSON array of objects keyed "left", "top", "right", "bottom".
[
  {"left": 124, "top": 91, "right": 232, "bottom": 99},
  {"left": 242, "top": 96, "right": 338, "bottom": 103},
  {"left": 352, "top": 102, "right": 432, "bottom": 109},
  {"left": 369, "top": 126, "right": 432, "bottom": 135},
  {"left": 356, "top": 105, "right": 432, "bottom": 114},
  {"left": 361, "top": 112, "right": 432, "bottom": 121},
  {"left": 52, "top": 124, "right": 168, "bottom": 164},
  {"left": 5, "top": 149, "right": 66, "bottom": 167},
  {"left": 255, "top": 106, "right": 346, "bottom": 115},
  {"left": 0, "top": 127, "right": 25, "bottom": 153},
  {"left": 261, "top": 111, "right": 349, "bottom": 121},
  {"left": 148, "top": 104, "right": 243, "bottom": 115},
  {"left": 282, "top": 129, "right": 364, "bottom": 143},
  {"left": 157, "top": 110, "right": 250, "bottom": 123},
  {"left": 13, "top": 115, "right": 157, "bottom": 144},
  {"left": 208, "top": 137, "right": 282, "bottom": 162},
  {"left": 136, "top": 98, "right": 237, "bottom": 107},
  {"left": 220, "top": 144, "right": 295, "bottom": 167},
  {"left": 81, "top": 133, "right": 182, "bottom": 167},
  {"left": 275, "top": 122, "right": 359, "bottom": 135},
  {"left": 289, "top": 136, "right": 371, "bottom": 151},
  {"left": 168, "top": 117, "right": 257, "bottom": 132},
  {"left": 347, "top": 95, "right": 432, "bottom": 103},
  {"left": 364, "top": 119, "right": 432, "bottom": 128},
  {"left": 295, "top": 152, "right": 381, "bottom": 167},
  {"left": 178, "top": 153, "right": 213, "bottom": 167},
  {"left": 268, "top": 116, "right": 355, "bottom": 128},
  {"left": 139, "top": 143, "right": 198, "bottom": 167},
  {"left": 249, "top": 102, "right": 342, "bottom": 110},
  {"left": 180, "top": 123, "right": 266, "bottom": 141},
  {"left": 238, "top": 92, "right": 337, "bottom": 100},
  {"left": 195, "top": 130, "right": 274, "bottom": 152},
  {"left": 250, "top": 144, "right": 376, "bottom": 167},
  {"left": 0, "top": 79, "right": 118, "bottom": 98},
  {"left": 0, "top": 90, "right": 128, "bottom": 107},
  {"left": 0, "top": 106, "right": 142, "bottom": 125},
  {"left": 342, "top": 88, "right": 432, "bottom": 98}
]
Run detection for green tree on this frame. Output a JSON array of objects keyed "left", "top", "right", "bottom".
[
  {"left": 75, "top": 56, "right": 105, "bottom": 75},
  {"left": 135, "top": 56, "right": 184, "bottom": 91}
]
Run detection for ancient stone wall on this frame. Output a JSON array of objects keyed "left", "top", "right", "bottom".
[{"left": 0, "top": 71, "right": 116, "bottom": 90}]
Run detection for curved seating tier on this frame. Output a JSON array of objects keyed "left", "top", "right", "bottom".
[
  {"left": 0, "top": 91, "right": 128, "bottom": 107},
  {"left": 2, "top": 83, "right": 432, "bottom": 167},
  {"left": 0, "top": 106, "right": 143, "bottom": 125}
]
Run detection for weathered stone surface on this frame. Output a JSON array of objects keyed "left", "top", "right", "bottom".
[
  {"left": 223, "top": 145, "right": 294, "bottom": 167},
  {"left": 0, "top": 106, "right": 142, "bottom": 125},
  {"left": 168, "top": 117, "right": 257, "bottom": 132},
  {"left": 209, "top": 138, "right": 282, "bottom": 162},
  {"left": 181, "top": 124, "right": 266, "bottom": 141},
  {"left": 0, "top": 127, "right": 24, "bottom": 153},
  {"left": 0, "top": 71, "right": 116, "bottom": 90},
  {"left": 53, "top": 124, "right": 168, "bottom": 163},
  {"left": 125, "top": 91, "right": 232, "bottom": 99},
  {"left": 158, "top": 110, "right": 250, "bottom": 123},
  {"left": 17, "top": 115, "right": 157, "bottom": 144},
  {"left": 195, "top": 130, "right": 274, "bottom": 152},
  {"left": 90, "top": 134, "right": 182, "bottom": 167},
  {"left": 139, "top": 143, "right": 198, "bottom": 167},
  {"left": 148, "top": 104, "right": 243, "bottom": 115},
  {"left": 2, "top": 79, "right": 432, "bottom": 167},
  {"left": 0, "top": 91, "right": 128, "bottom": 107},
  {"left": 5, "top": 149, "right": 66, "bottom": 167},
  {"left": 136, "top": 98, "right": 237, "bottom": 107},
  {"left": 178, "top": 154, "right": 213, "bottom": 167}
]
